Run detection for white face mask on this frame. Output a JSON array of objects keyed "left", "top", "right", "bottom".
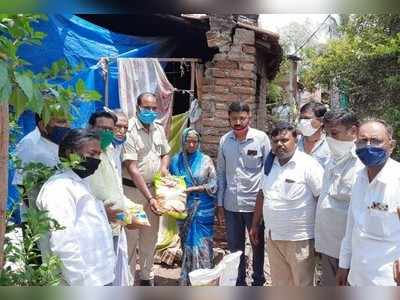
[
  {"left": 298, "top": 119, "right": 319, "bottom": 137},
  {"left": 326, "top": 136, "right": 354, "bottom": 161}
]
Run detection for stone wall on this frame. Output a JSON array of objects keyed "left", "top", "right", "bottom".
[{"left": 200, "top": 15, "right": 259, "bottom": 158}]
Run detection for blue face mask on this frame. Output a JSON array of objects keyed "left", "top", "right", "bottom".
[
  {"left": 138, "top": 108, "right": 158, "bottom": 125},
  {"left": 47, "top": 126, "right": 71, "bottom": 145},
  {"left": 356, "top": 146, "right": 389, "bottom": 167},
  {"left": 112, "top": 136, "right": 126, "bottom": 146}
]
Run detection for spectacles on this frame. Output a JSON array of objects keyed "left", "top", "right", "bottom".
[
  {"left": 115, "top": 125, "right": 128, "bottom": 131},
  {"left": 355, "top": 138, "right": 385, "bottom": 148}
]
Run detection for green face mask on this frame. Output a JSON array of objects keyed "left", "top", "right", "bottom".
[{"left": 99, "top": 130, "right": 115, "bottom": 150}]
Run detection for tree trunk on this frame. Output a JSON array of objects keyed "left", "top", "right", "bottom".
[{"left": 0, "top": 102, "right": 9, "bottom": 268}]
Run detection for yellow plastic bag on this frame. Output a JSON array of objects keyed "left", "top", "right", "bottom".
[
  {"left": 115, "top": 201, "right": 150, "bottom": 227},
  {"left": 153, "top": 173, "right": 187, "bottom": 218}
]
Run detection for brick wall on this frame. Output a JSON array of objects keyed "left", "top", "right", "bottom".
[{"left": 201, "top": 15, "right": 258, "bottom": 159}]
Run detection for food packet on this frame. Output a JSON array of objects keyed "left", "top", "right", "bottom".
[
  {"left": 106, "top": 197, "right": 150, "bottom": 227},
  {"left": 153, "top": 173, "right": 187, "bottom": 216},
  {"left": 116, "top": 203, "right": 150, "bottom": 227}
]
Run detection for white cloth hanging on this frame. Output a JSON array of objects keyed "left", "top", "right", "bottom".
[{"left": 117, "top": 58, "right": 175, "bottom": 130}]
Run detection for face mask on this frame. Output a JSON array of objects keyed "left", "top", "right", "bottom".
[
  {"left": 298, "top": 119, "right": 319, "bottom": 137},
  {"left": 99, "top": 130, "right": 115, "bottom": 150},
  {"left": 138, "top": 108, "right": 158, "bottom": 125},
  {"left": 112, "top": 136, "right": 126, "bottom": 146},
  {"left": 72, "top": 157, "right": 101, "bottom": 178},
  {"left": 356, "top": 146, "right": 389, "bottom": 167},
  {"left": 232, "top": 121, "right": 249, "bottom": 136},
  {"left": 47, "top": 126, "right": 70, "bottom": 145},
  {"left": 326, "top": 136, "right": 354, "bottom": 161}
]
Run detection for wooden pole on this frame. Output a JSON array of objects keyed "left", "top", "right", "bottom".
[{"left": 0, "top": 101, "right": 9, "bottom": 268}]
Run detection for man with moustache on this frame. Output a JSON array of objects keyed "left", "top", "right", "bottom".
[
  {"left": 217, "top": 101, "right": 270, "bottom": 286},
  {"left": 337, "top": 119, "right": 400, "bottom": 286},
  {"left": 250, "top": 122, "right": 323, "bottom": 286}
]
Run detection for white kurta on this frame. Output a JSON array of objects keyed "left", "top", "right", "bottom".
[
  {"left": 36, "top": 170, "right": 116, "bottom": 286},
  {"left": 339, "top": 158, "right": 400, "bottom": 286}
]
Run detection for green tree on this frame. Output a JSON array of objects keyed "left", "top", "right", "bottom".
[
  {"left": 0, "top": 14, "right": 101, "bottom": 271},
  {"left": 302, "top": 14, "right": 400, "bottom": 156}
]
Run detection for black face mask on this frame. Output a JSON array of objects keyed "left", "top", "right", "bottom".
[
  {"left": 72, "top": 157, "right": 101, "bottom": 178},
  {"left": 46, "top": 126, "right": 71, "bottom": 145}
]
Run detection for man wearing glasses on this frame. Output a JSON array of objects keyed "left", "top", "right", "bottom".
[{"left": 337, "top": 119, "right": 400, "bottom": 286}]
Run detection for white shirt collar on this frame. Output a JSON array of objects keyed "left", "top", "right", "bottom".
[
  {"left": 273, "top": 147, "right": 300, "bottom": 168},
  {"left": 359, "top": 157, "right": 397, "bottom": 184}
]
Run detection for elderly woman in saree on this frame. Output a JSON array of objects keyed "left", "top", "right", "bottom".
[{"left": 169, "top": 128, "right": 217, "bottom": 286}]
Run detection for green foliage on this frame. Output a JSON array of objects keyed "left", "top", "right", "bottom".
[
  {"left": 301, "top": 14, "right": 400, "bottom": 158},
  {"left": 0, "top": 14, "right": 102, "bottom": 122},
  {"left": 0, "top": 209, "right": 64, "bottom": 286},
  {"left": 382, "top": 106, "right": 400, "bottom": 160},
  {"left": 267, "top": 81, "right": 285, "bottom": 104},
  {"left": 1, "top": 152, "right": 83, "bottom": 286}
]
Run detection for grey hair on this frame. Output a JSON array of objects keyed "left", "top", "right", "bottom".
[
  {"left": 58, "top": 129, "right": 100, "bottom": 159},
  {"left": 112, "top": 109, "right": 128, "bottom": 119},
  {"left": 361, "top": 117, "right": 394, "bottom": 140}
]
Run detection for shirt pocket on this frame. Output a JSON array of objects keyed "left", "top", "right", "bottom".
[
  {"left": 282, "top": 177, "right": 306, "bottom": 201},
  {"left": 242, "top": 153, "right": 262, "bottom": 170},
  {"left": 363, "top": 208, "right": 400, "bottom": 239}
]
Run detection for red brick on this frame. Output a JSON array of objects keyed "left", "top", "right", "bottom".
[
  {"left": 201, "top": 94, "right": 216, "bottom": 101},
  {"left": 227, "top": 53, "right": 256, "bottom": 63},
  {"left": 202, "top": 119, "right": 230, "bottom": 129},
  {"left": 214, "top": 60, "right": 238, "bottom": 70},
  {"left": 214, "top": 110, "right": 229, "bottom": 119},
  {"left": 239, "top": 95, "right": 256, "bottom": 103},
  {"left": 215, "top": 78, "right": 235, "bottom": 86},
  {"left": 214, "top": 86, "right": 230, "bottom": 93},
  {"left": 202, "top": 126, "right": 229, "bottom": 136},
  {"left": 202, "top": 135, "right": 222, "bottom": 145},
  {"left": 215, "top": 102, "right": 228, "bottom": 111},
  {"left": 229, "top": 70, "right": 257, "bottom": 80},
  {"left": 231, "top": 86, "right": 256, "bottom": 95},
  {"left": 206, "top": 68, "right": 229, "bottom": 78},
  {"left": 235, "top": 79, "right": 256, "bottom": 87},
  {"left": 214, "top": 93, "right": 239, "bottom": 102},
  {"left": 240, "top": 62, "right": 256, "bottom": 71},
  {"left": 202, "top": 85, "right": 213, "bottom": 93}
]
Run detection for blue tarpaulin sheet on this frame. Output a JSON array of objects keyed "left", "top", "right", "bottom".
[{"left": 8, "top": 14, "right": 176, "bottom": 222}]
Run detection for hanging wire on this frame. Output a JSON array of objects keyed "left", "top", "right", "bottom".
[{"left": 291, "top": 14, "right": 331, "bottom": 56}]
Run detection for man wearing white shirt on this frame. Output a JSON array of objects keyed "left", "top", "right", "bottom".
[
  {"left": 13, "top": 113, "right": 70, "bottom": 191},
  {"left": 87, "top": 110, "right": 139, "bottom": 286},
  {"left": 337, "top": 119, "right": 400, "bottom": 286},
  {"left": 297, "top": 101, "right": 330, "bottom": 168},
  {"left": 36, "top": 129, "right": 116, "bottom": 286},
  {"left": 250, "top": 122, "right": 324, "bottom": 286},
  {"left": 314, "top": 109, "right": 362, "bottom": 286},
  {"left": 11, "top": 113, "right": 70, "bottom": 268}
]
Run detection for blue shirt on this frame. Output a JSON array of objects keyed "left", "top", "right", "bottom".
[
  {"left": 217, "top": 127, "right": 271, "bottom": 212},
  {"left": 298, "top": 135, "right": 331, "bottom": 168}
]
